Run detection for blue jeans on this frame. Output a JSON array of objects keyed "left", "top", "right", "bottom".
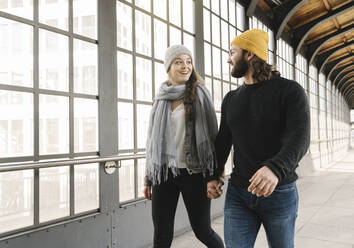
[{"left": 224, "top": 182, "right": 298, "bottom": 248}]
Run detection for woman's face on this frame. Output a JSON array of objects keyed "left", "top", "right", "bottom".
[{"left": 168, "top": 54, "right": 193, "bottom": 85}]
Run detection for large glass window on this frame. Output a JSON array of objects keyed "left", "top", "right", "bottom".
[
  {"left": 276, "top": 38, "right": 294, "bottom": 80},
  {"left": 0, "top": 0, "right": 99, "bottom": 234},
  {"left": 295, "top": 54, "right": 307, "bottom": 90},
  {"left": 203, "top": 0, "right": 244, "bottom": 174},
  {"left": 117, "top": 0, "right": 197, "bottom": 202}
]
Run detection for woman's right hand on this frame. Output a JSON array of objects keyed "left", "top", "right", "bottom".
[{"left": 143, "top": 186, "right": 152, "bottom": 200}]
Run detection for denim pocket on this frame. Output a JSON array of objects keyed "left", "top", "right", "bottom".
[
  {"left": 273, "top": 183, "right": 296, "bottom": 194},
  {"left": 273, "top": 186, "right": 295, "bottom": 193}
]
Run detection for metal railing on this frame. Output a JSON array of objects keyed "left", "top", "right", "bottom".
[
  {"left": 0, "top": 154, "right": 146, "bottom": 173},
  {"left": 0, "top": 154, "right": 146, "bottom": 239}
]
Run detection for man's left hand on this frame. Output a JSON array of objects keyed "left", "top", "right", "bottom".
[{"left": 248, "top": 166, "right": 279, "bottom": 197}]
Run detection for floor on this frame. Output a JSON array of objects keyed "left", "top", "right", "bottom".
[{"left": 172, "top": 149, "right": 354, "bottom": 248}]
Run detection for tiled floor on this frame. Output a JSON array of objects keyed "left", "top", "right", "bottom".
[{"left": 172, "top": 150, "right": 354, "bottom": 248}]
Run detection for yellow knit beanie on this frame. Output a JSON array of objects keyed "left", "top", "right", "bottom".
[{"left": 231, "top": 29, "right": 269, "bottom": 62}]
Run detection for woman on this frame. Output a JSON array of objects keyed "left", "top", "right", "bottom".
[{"left": 143, "top": 45, "right": 224, "bottom": 248}]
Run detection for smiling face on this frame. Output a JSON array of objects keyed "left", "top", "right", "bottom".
[
  {"left": 168, "top": 54, "right": 193, "bottom": 85},
  {"left": 228, "top": 45, "right": 249, "bottom": 78}
]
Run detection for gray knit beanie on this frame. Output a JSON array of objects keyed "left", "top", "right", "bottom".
[{"left": 164, "top": 45, "right": 193, "bottom": 72}]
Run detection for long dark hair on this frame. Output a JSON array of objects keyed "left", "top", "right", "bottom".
[
  {"left": 242, "top": 49, "right": 280, "bottom": 81},
  {"left": 184, "top": 68, "right": 204, "bottom": 120}
]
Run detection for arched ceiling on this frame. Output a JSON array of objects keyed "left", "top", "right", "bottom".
[{"left": 246, "top": 0, "right": 354, "bottom": 109}]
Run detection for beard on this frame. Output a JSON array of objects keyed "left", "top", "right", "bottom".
[{"left": 231, "top": 57, "right": 249, "bottom": 78}]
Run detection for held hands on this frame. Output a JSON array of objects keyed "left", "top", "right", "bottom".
[
  {"left": 206, "top": 180, "right": 223, "bottom": 199},
  {"left": 143, "top": 186, "right": 152, "bottom": 200},
  {"left": 248, "top": 166, "right": 279, "bottom": 197}
]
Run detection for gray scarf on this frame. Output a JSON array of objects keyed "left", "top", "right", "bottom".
[{"left": 146, "top": 81, "right": 218, "bottom": 185}]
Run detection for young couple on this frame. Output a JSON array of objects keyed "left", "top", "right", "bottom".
[{"left": 143, "top": 29, "right": 310, "bottom": 248}]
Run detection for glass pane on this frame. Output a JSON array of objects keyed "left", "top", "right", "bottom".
[
  {"left": 229, "top": 25, "right": 236, "bottom": 44},
  {"left": 74, "top": 39, "right": 98, "bottom": 95},
  {"left": 117, "top": 51, "right": 133, "bottom": 99},
  {"left": 73, "top": 0, "right": 97, "bottom": 39},
  {"left": 229, "top": 0, "right": 235, "bottom": 26},
  {"left": 39, "top": 29, "right": 69, "bottom": 91},
  {"left": 136, "top": 57, "right": 152, "bottom": 102},
  {"left": 203, "top": 8, "right": 210, "bottom": 42},
  {"left": 39, "top": 95, "right": 69, "bottom": 155},
  {"left": 137, "top": 104, "right": 152, "bottom": 149},
  {"left": 203, "top": 0, "right": 209, "bottom": 8},
  {"left": 221, "top": 20, "right": 228, "bottom": 50},
  {"left": 0, "top": 170, "right": 33, "bottom": 234},
  {"left": 117, "top": 1, "right": 132, "bottom": 50},
  {"left": 222, "top": 51, "right": 229, "bottom": 81},
  {"left": 0, "top": 90, "right": 33, "bottom": 157},
  {"left": 154, "top": 19, "right": 167, "bottom": 61},
  {"left": 236, "top": 3, "right": 244, "bottom": 31},
  {"left": 137, "top": 159, "right": 145, "bottom": 198},
  {"left": 74, "top": 163, "right": 99, "bottom": 213},
  {"left": 153, "top": 0, "right": 166, "bottom": 19},
  {"left": 211, "top": 0, "right": 219, "bottom": 15},
  {"left": 269, "top": 29, "right": 274, "bottom": 52},
  {"left": 154, "top": 62, "right": 165, "bottom": 95},
  {"left": 204, "top": 42, "right": 211, "bottom": 76},
  {"left": 40, "top": 166, "right": 69, "bottom": 222},
  {"left": 169, "top": 0, "right": 181, "bottom": 27},
  {"left": 223, "top": 82, "right": 230, "bottom": 97},
  {"left": 118, "top": 102, "right": 134, "bottom": 150},
  {"left": 182, "top": 0, "right": 194, "bottom": 33},
  {"left": 0, "top": 0, "right": 32, "bottom": 20},
  {"left": 220, "top": 0, "right": 227, "bottom": 20},
  {"left": 39, "top": 0, "right": 68, "bottom": 30},
  {"left": 212, "top": 14, "right": 220, "bottom": 46},
  {"left": 135, "top": 10, "right": 151, "bottom": 56},
  {"left": 74, "top": 98, "right": 98, "bottom": 153},
  {"left": 213, "top": 46, "right": 221, "bottom": 79},
  {"left": 135, "top": 0, "right": 150, "bottom": 11},
  {"left": 183, "top": 32, "right": 194, "bottom": 59},
  {"left": 119, "top": 160, "right": 134, "bottom": 202},
  {"left": 0, "top": 18, "right": 33, "bottom": 87},
  {"left": 213, "top": 79, "right": 222, "bottom": 111},
  {"left": 169, "top": 26, "right": 181, "bottom": 46},
  {"left": 205, "top": 76, "right": 212, "bottom": 93}
]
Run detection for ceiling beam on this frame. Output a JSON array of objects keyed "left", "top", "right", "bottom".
[
  {"left": 322, "top": 0, "right": 331, "bottom": 11},
  {"left": 333, "top": 65, "right": 354, "bottom": 85},
  {"left": 342, "top": 80, "right": 354, "bottom": 96},
  {"left": 325, "top": 54, "right": 354, "bottom": 79},
  {"left": 331, "top": 62, "right": 354, "bottom": 83},
  {"left": 247, "top": 0, "right": 259, "bottom": 17},
  {"left": 338, "top": 71, "right": 354, "bottom": 89},
  {"left": 318, "top": 40, "right": 354, "bottom": 72},
  {"left": 333, "top": 18, "right": 341, "bottom": 30},
  {"left": 293, "top": 1, "right": 354, "bottom": 55},
  {"left": 274, "top": 0, "right": 308, "bottom": 40},
  {"left": 335, "top": 69, "right": 354, "bottom": 87},
  {"left": 307, "top": 24, "right": 354, "bottom": 65},
  {"left": 346, "top": 89, "right": 354, "bottom": 104}
]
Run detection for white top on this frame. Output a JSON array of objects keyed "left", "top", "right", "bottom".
[{"left": 171, "top": 103, "right": 187, "bottom": 168}]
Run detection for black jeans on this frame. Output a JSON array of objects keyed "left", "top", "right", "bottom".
[{"left": 152, "top": 169, "right": 224, "bottom": 248}]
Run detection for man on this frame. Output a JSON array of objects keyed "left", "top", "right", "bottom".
[{"left": 206, "top": 29, "right": 310, "bottom": 248}]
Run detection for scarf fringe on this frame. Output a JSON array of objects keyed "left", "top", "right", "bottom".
[
  {"left": 197, "top": 141, "right": 218, "bottom": 176},
  {"left": 146, "top": 155, "right": 180, "bottom": 185}
]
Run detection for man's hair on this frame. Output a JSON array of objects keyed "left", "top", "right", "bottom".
[{"left": 242, "top": 49, "right": 280, "bottom": 81}]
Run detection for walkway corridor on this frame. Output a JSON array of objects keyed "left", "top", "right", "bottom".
[{"left": 173, "top": 150, "right": 354, "bottom": 248}]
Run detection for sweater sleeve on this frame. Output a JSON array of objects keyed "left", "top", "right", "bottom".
[
  {"left": 206, "top": 91, "right": 233, "bottom": 182},
  {"left": 264, "top": 82, "right": 310, "bottom": 181}
]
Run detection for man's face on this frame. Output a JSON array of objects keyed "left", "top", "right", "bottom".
[{"left": 228, "top": 45, "right": 249, "bottom": 78}]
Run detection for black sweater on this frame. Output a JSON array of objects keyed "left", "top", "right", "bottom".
[{"left": 210, "top": 77, "right": 310, "bottom": 189}]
